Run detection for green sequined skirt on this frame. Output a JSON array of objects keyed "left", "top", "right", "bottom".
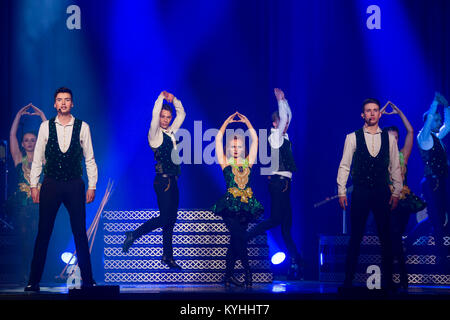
[{"left": 211, "top": 192, "right": 264, "bottom": 221}]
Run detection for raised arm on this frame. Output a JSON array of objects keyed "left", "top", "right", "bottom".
[
  {"left": 237, "top": 113, "right": 258, "bottom": 167},
  {"left": 10, "top": 104, "right": 46, "bottom": 166},
  {"left": 148, "top": 92, "right": 166, "bottom": 148},
  {"left": 168, "top": 96, "right": 186, "bottom": 134},
  {"left": 417, "top": 94, "right": 439, "bottom": 150},
  {"left": 216, "top": 112, "right": 239, "bottom": 169},
  {"left": 10, "top": 104, "right": 30, "bottom": 166},
  {"left": 271, "top": 88, "right": 291, "bottom": 149},
  {"left": 436, "top": 93, "right": 450, "bottom": 140},
  {"left": 388, "top": 102, "right": 414, "bottom": 164}
]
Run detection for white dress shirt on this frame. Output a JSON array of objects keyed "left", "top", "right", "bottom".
[
  {"left": 337, "top": 126, "right": 403, "bottom": 197},
  {"left": 148, "top": 93, "right": 186, "bottom": 149},
  {"left": 268, "top": 99, "right": 293, "bottom": 179},
  {"left": 417, "top": 101, "right": 450, "bottom": 150},
  {"left": 30, "top": 115, "right": 98, "bottom": 189}
]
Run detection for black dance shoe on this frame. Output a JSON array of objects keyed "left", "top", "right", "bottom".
[
  {"left": 223, "top": 275, "right": 244, "bottom": 288},
  {"left": 161, "top": 256, "right": 182, "bottom": 270},
  {"left": 287, "top": 256, "right": 305, "bottom": 280},
  {"left": 24, "top": 283, "right": 40, "bottom": 292},
  {"left": 81, "top": 280, "right": 97, "bottom": 289},
  {"left": 245, "top": 270, "right": 253, "bottom": 288},
  {"left": 122, "top": 232, "right": 135, "bottom": 253}
]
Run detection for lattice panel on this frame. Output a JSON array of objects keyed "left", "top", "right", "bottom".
[
  {"left": 104, "top": 259, "right": 271, "bottom": 270},
  {"left": 104, "top": 272, "right": 273, "bottom": 283},
  {"left": 319, "top": 235, "right": 450, "bottom": 285},
  {"left": 103, "top": 209, "right": 273, "bottom": 284},
  {"left": 103, "top": 210, "right": 222, "bottom": 221},
  {"left": 104, "top": 234, "right": 267, "bottom": 246},
  {"left": 105, "top": 246, "right": 269, "bottom": 258}
]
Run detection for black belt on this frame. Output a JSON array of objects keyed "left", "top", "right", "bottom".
[
  {"left": 268, "top": 175, "right": 291, "bottom": 181},
  {"left": 156, "top": 173, "right": 178, "bottom": 179}
]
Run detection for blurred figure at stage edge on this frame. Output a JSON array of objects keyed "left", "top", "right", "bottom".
[
  {"left": 417, "top": 92, "right": 450, "bottom": 270},
  {"left": 245, "top": 88, "right": 304, "bottom": 280},
  {"left": 26, "top": 87, "right": 98, "bottom": 292},
  {"left": 337, "top": 98, "right": 402, "bottom": 292},
  {"left": 122, "top": 91, "right": 186, "bottom": 270},
  {"left": 381, "top": 101, "right": 426, "bottom": 290},
  {"left": 211, "top": 111, "right": 263, "bottom": 287},
  {"left": 7, "top": 103, "right": 47, "bottom": 284}
]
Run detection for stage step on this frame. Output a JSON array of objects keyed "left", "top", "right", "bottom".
[
  {"left": 102, "top": 210, "right": 273, "bottom": 284},
  {"left": 319, "top": 235, "right": 450, "bottom": 285}
]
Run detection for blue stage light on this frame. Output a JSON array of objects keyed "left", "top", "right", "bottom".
[
  {"left": 271, "top": 252, "right": 286, "bottom": 265},
  {"left": 61, "top": 252, "right": 77, "bottom": 265}
]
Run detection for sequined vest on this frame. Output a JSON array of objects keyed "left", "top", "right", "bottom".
[
  {"left": 419, "top": 133, "right": 448, "bottom": 178},
  {"left": 151, "top": 132, "right": 181, "bottom": 176},
  {"left": 270, "top": 135, "right": 298, "bottom": 173},
  {"left": 351, "top": 128, "right": 390, "bottom": 188},
  {"left": 43, "top": 117, "right": 83, "bottom": 181}
]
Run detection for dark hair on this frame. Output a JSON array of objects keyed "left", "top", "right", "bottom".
[
  {"left": 161, "top": 103, "right": 173, "bottom": 116},
  {"left": 54, "top": 87, "right": 73, "bottom": 101},
  {"left": 272, "top": 111, "right": 280, "bottom": 123},
  {"left": 423, "top": 110, "right": 440, "bottom": 123},
  {"left": 362, "top": 98, "right": 381, "bottom": 112},
  {"left": 385, "top": 126, "right": 399, "bottom": 134},
  {"left": 22, "top": 131, "right": 37, "bottom": 140}
]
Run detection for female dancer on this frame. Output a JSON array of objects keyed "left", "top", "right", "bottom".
[
  {"left": 382, "top": 101, "right": 426, "bottom": 289},
  {"left": 8, "top": 103, "right": 47, "bottom": 283},
  {"left": 211, "top": 112, "right": 263, "bottom": 287}
]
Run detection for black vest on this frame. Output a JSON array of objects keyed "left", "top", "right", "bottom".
[
  {"left": 44, "top": 117, "right": 83, "bottom": 181},
  {"left": 270, "top": 133, "right": 297, "bottom": 173},
  {"left": 351, "top": 128, "right": 390, "bottom": 188},
  {"left": 152, "top": 132, "right": 181, "bottom": 176},
  {"left": 419, "top": 133, "right": 448, "bottom": 178}
]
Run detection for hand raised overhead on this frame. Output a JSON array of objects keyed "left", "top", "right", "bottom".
[{"left": 274, "top": 88, "right": 285, "bottom": 101}]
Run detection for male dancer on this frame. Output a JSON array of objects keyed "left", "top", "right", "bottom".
[
  {"left": 246, "top": 88, "right": 303, "bottom": 280},
  {"left": 417, "top": 92, "right": 450, "bottom": 269},
  {"left": 337, "top": 98, "right": 402, "bottom": 290},
  {"left": 26, "top": 87, "right": 98, "bottom": 292},
  {"left": 122, "top": 91, "right": 185, "bottom": 269}
]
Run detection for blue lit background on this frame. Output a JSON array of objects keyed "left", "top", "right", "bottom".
[{"left": 1, "top": 0, "right": 449, "bottom": 282}]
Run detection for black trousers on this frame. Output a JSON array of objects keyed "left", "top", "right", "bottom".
[
  {"left": 390, "top": 205, "right": 411, "bottom": 285},
  {"left": 344, "top": 185, "right": 393, "bottom": 288},
  {"left": 28, "top": 177, "right": 94, "bottom": 285},
  {"left": 133, "top": 175, "right": 179, "bottom": 258},
  {"left": 247, "top": 175, "right": 300, "bottom": 258},
  {"left": 421, "top": 176, "right": 450, "bottom": 259},
  {"left": 222, "top": 214, "right": 249, "bottom": 276}
]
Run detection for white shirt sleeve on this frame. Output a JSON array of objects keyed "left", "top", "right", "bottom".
[
  {"left": 417, "top": 100, "right": 438, "bottom": 150},
  {"left": 437, "top": 106, "right": 450, "bottom": 140},
  {"left": 30, "top": 121, "right": 49, "bottom": 188},
  {"left": 388, "top": 132, "right": 403, "bottom": 197},
  {"left": 337, "top": 133, "right": 356, "bottom": 196},
  {"left": 148, "top": 94, "right": 165, "bottom": 149},
  {"left": 168, "top": 97, "right": 186, "bottom": 134},
  {"left": 269, "top": 99, "right": 291, "bottom": 149},
  {"left": 80, "top": 122, "right": 98, "bottom": 190}
]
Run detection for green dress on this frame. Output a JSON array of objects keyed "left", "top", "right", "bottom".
[
  {"left": 5, "top": 157, "right": 39, "bottom": 282},
  {"left": 391, "top": 152, "right": 426, "bottom": 213},
  {"left": 211, "top": 164, "right": 264, "bottom": 221}
]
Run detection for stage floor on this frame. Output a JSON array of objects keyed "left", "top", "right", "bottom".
[{"left": 1, "top": 281, "right": 450, "bottom": 300}]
